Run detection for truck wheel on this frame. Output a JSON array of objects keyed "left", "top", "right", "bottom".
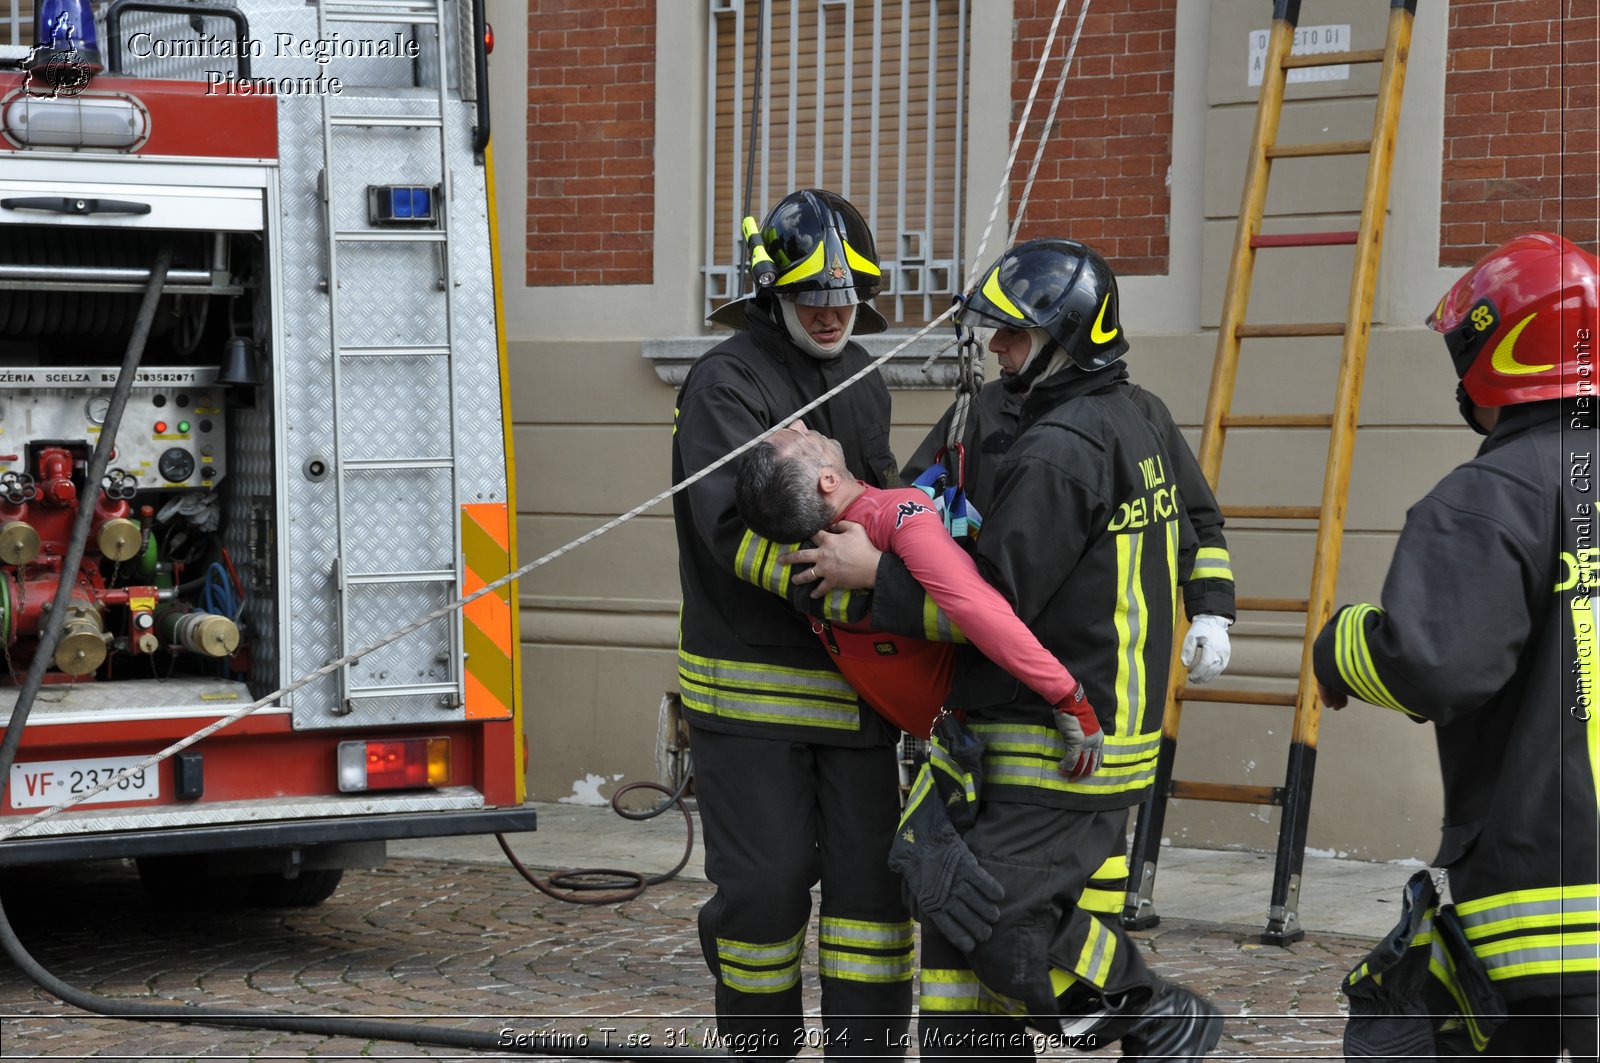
[{"left": 247, "top": 868, "right": 344, "bottom": 907}]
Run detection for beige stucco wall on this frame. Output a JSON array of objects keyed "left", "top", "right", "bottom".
[{"left": 490, "top": 0, "right": 1473, "bottom": 870}]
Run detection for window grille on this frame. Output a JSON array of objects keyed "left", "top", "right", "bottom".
[{"left": 704, "top": 0, "right": 970, "bottom": 328}]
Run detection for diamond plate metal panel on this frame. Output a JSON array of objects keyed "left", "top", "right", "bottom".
[
  {"left": 4, "top": 786, "right": 485, "bottom": 839},
  {"left": 340, "top": 468, "right": 454, "bottom": 575},
  {"left": 328, "top": 244, "right": 449, "bottom": 350},
  {"left": 342, "top": 580, "right": 453, "bottom": 694},
  {"left": 259, "top": 5, "right": 504, "bottom": 729},
  {"left": 0, "top": 677, "right": 259, "bottom": 727},
  {"left": 337, "top": 357, "right": 452, "bottom": 461}
]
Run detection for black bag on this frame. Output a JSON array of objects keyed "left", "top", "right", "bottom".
[{"left": 1343, "top": 870, "right": 1507, "bottom": 1060}]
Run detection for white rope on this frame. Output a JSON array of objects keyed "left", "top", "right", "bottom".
[
  {"left": 959, "top": 0, "right": 1072, "bottom": 295},
  {"left": 1009, "top": 0, "right": 1092, "bottom": 245},
  {"left": 0, "top": 0, "right": 1091, "bottom": 841},
  {"left": 944, "top": 0, "right": 1091, "bottom": 454}
]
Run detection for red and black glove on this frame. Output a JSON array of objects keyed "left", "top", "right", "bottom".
[{"left": 1053, "top": 684, "right": 1104, "bottom": 780}]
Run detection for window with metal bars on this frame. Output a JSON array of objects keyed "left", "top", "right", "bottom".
[{"left": 704, "top": 0, "right": 970, "bottom": 329}]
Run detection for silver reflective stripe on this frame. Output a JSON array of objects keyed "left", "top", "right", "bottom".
[
  {"left": 821, "top": 588, "right": 857, "bottom": 623},
  {"left": 820, "top": 917, "right": 916, "bottom": 950},
  {"left": 1474, "top": 934, "right": 1600, "bottom": 981},
  {"left": 985, "top": 754, "right": 1158, "bottom": 793},
  {"left": 919, "top": 969, "right": 982, "bottom": 1012},
  {"left": 734, "top": 530, "right": 796, "bottom": 596},
  {"left": 1457, "top": 889, "right": 1600, "bottom": 937},
  {"left": 918, "top": 969, "right": 1024, "bottom": 1016},
  {"left": 819, "top": 948, "right": 913, "bottom": 983},
  {"left": 721, "top": 962, "right": 801, "bottom": 994},
  {"left": 717, "top": 926, "right": 806, "bottom": 965},
  {"left": 679, "top": 651, "right": 860, "bottom": 729},
  {"left": 1191, "top": 546, "right": 1232, "bottom": 582},
  {"left": 1115, "top": 531, "right": 1147, "bottom": 734},
  {"left": 970, "top": 724, "right": 1161, "bottom": 760}
]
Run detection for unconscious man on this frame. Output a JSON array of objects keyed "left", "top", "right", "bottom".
[{"left": 734, "top": 418, "right": 1104, "bottom": 780}]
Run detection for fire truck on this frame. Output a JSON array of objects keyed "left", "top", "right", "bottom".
[{"left": 0, "top": 0, "right": 532, "bottom": 905}]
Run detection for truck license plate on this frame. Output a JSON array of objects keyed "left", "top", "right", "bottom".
[{"left": 8, "top": 757, "right": 160, "bottom": 810}]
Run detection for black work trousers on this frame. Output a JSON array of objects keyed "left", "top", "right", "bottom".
[
  {"left": 690, "top": 724, "right": 912, "bottom": 1060},
  {"left": 917, "top": 800, "right": 1160, "bottom": 1059}
]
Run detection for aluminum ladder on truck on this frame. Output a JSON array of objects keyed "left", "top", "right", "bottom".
[
  {"left": 316, "top": 0, "right": 464, "bottom": 714},
  {"left": 1122, "top": 0, "right": 1417, "bottom": 946}
]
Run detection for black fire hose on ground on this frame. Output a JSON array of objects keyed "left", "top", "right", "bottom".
[
  {"left": 0, "top": 249, "right": 730, "bottom": 1061},
  {"left": 497, "top": 769, "right": 696, "bottom": 905}
]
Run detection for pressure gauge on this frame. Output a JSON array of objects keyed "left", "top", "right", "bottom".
[{"left": 85, "top": 396, "right": 111, "bottom": 424}]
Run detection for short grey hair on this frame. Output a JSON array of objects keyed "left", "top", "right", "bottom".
[{"left": 735, "top": 439, "right": 833, "bottom": 542}]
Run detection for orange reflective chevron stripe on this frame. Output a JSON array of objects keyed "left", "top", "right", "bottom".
[{"left": 462, "top": 503, "right": 515, "bottom": 720}]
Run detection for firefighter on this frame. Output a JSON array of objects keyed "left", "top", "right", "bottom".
[
  {"left": 789, "top": 239, "right": 1224, "bottom": 1059},
  {"left": 1313, "top": 231, "right": 1600, "bottom": 1056},
  {"left": 671, "top": 188, "right": 911, "bottom": 1059},
  {"left": 903, "top": 379, "right": 1235, "bottom": 684}
]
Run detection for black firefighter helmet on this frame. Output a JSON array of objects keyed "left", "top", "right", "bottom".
[
  {"left": 710, "top": 188, "right": 889, "bottom": 334},
  {"left": 957, "top": 238, "right": 1130, "bottom": 390}
]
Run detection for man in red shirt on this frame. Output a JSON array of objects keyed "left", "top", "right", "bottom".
[{"left": 735, "top": 420, "right": 1102, "bottom": 778}]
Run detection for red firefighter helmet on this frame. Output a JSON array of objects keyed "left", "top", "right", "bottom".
[{"left": 1426, "top": 231, "right": 1599, "bottom": 407}]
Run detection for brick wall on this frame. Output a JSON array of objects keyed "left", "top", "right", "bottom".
[
  {"left": 526, "top": 0, "right": 655, "bottom": 286},
  {"left": 1440, "top": 0, "right": 1598, "bottom": 265},
  {"left": 1007, "top": 0, "right": 1176, "bottom": 275}
]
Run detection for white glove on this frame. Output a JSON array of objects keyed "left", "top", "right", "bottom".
[{"left": 1181, "top": 614, "right": 1233, "bottom": 684}]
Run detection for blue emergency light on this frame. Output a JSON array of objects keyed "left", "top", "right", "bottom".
[
  {"left": 33, "top": 0, "right": 102, "bottom": 73},
  {"left": 367, "top": 185, "right": 439, "bottom": 226}
]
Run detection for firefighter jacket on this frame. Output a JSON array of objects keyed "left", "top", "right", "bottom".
[
  {"left": 1313, "top": 400, "right": 1600, "bottom": 1005},
  {"left": 672, "top": 302, "right": 900, "bottom": 747},
  {"left": 874, "top": 364, "right": 1181, "bottom": 811},
  {"left": 903, "top": 379, "right": 1233, "bottom": 620}
]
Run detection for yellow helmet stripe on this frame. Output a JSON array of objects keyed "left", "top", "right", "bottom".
[
  {"left": 1490, "top": 313, "right": 1555, "bottom": 375},
  {"left": 843, "top": 241, "right": 880, "bottom": 277},
  {"left": 777, "top": 243, "right": 826, "bottom": 286},
  {"left": 980, "top": 265, "right": 1026, "bottom": 322}
]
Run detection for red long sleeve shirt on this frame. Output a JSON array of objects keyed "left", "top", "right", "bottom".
[{"left": 820, "top": 485, "right": 1080, "bottom": 734}]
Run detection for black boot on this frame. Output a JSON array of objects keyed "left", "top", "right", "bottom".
[{"left": 1119, "top": 981, "right": 1223, "bottom": 1062}]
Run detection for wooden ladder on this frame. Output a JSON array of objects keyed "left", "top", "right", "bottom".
[{"left": 1122, "top": 0, "right": 1417, "bottom": 946}]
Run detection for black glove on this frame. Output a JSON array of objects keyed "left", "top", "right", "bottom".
[{"left": 888, "top": 761, "right": 1005, "bottom": 953}]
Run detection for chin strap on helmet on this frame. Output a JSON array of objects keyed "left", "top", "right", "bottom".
[{"left": 1456, "top": 383, "right": 1490, "bottom": 436}]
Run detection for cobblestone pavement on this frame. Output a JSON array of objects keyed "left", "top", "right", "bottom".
[{"left": 0, "top": 856, "right": 1370, "bottom": 1060}]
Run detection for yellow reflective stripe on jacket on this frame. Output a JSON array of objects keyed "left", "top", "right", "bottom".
[
  {"left": 1573, "top": 596, "right": 1599, "bottom": 802},
  {"left": 898, "top": 761, "right": 936, "bottom": 832},
  {"left": 1166, "top": 520, "right": 1180, "bottom": 618},
  {"left": 734, "top": 529, "right": 796, "bottom": 597},
  {"left": 1190, "top": 546, "right": 1233, "bottom": 582},
  {"left": 1456, "top": 884, "right": 1600, "bottom": 939},
  {"left": 818, "top": 915, "right": 917, "bottom": 987},
  {"left": 921, "top": 594, "right": 967, "bottom": 643},
  {"left": 973, "top": 726, "right": 1160, "bottom": 796},
  {"left": 678, "top": 650, "right": 860, "bottom": 729},
  {"left": 821, "top": 587, "right": 859, "bottom": 623},
  {"left": 918, "top": 968, "right": 1025, "bottom": 1016},
  {"left": 1334, "top": 604, "right": 1420, "bottom": 717},
  {"left": 1472, "top": 931, "right": 1600, "bottom": 981},
  {"left": 716, "top": 926, "right": 806, "bottom": 995},
  {"left": 1112, "top": 531, "right": 1149, "bottom": 735}
]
